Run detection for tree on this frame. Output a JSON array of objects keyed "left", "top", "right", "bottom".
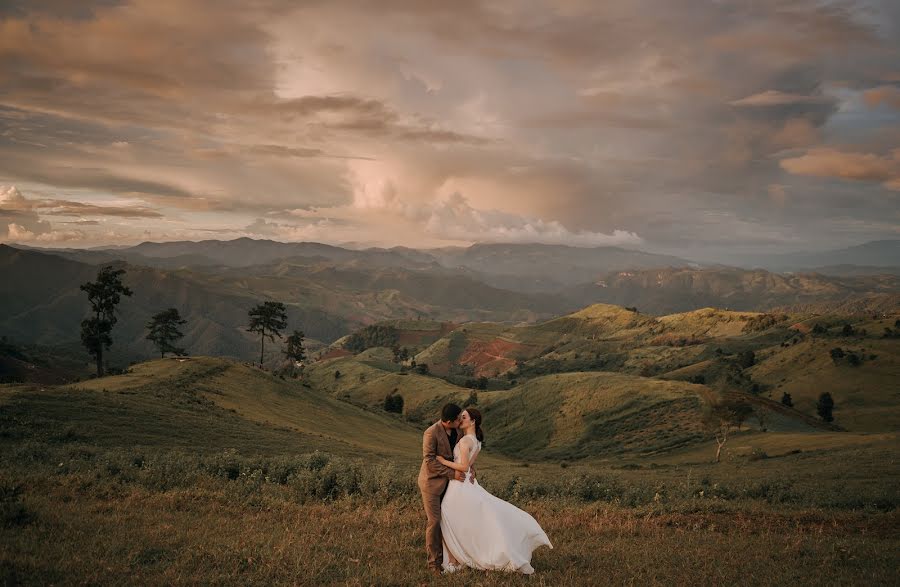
[
  {"left": 476, "top": 376, "right": 488, "bottom": 390},
  {"left": 247, "top": 302, "right": 288, "bottom": 367},
  {"left": 829, "top": 347, "right": 845, "bottom": 363},
  {"left": 780, "top": 392, "right": 793, "bottom": 407},
  {"left": 464, "top": 390, "right": 478, "bottom": 407},
  {"left": 383, "top": 392, "right": 404, "bottom": 413},
  {"left": 280, "top": 330, "right": 306, "bottom": 378},
  {"left": 283, "top": 330, "right": 306, "bottom": 363},
  {"left": 817, "top": 392, "right": 835, "bottom": 422},
  {"left": 703, "top": 399, "right": 753, "bottom": 463},
  {"left": 80, "top": 266, "right": 133, "bottom": 377},
  {"left": 145, "top": 308, "right": 187, "bottom": 358},
  {"left": 841, "top": 324, "right": 855, "bottom": 336}
]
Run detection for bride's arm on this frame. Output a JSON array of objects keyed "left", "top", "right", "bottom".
[{"left": 436, "top": 438, "right": 474, "bottom": 472}]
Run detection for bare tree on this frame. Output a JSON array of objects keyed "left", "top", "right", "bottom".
[{"left": 703, "top": 398, "right": 753, "bottom": 463}]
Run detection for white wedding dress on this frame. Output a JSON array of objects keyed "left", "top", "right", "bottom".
[{"left": 441, "top": 436, "right": 552, "bottom": 574}]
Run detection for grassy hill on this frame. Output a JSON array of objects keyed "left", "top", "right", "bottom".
[
  {"left": 1, "top": 356, "right": 431, "bottom": 461},
  {"left": 318, "top": 303, "right": 900, "bottom": 448}
]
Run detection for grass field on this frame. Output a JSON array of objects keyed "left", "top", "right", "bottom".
[{"left": 2, "top": 353, "right": 899, "bottom": 585}]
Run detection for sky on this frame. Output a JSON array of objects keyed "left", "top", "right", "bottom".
[{"left": 1, "top": 0, "right": 899, "bottom": 263}]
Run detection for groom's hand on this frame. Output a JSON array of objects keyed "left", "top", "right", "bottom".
[{"left": 454, "top": 471, "right": 467, "bottom": 482}]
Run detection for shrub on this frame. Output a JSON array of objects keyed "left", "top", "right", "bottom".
[
  {"left": 383, "top": 393, "right": 404, "bottom": 413},
  {"left": 817, "top": 392, "right": 835, "bottom": 423}
]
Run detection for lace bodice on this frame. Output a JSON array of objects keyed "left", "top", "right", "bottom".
[{"left": 453, "top": 435, "right": 481, "bottom": 472}]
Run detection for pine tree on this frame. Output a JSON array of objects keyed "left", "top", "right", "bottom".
[
  {"left": 145, "top": 308, "right": 187, "bottom": 358},
  {"left": 283, "top": 330, "right": 306, "bottom": 363},
  {"left": 247, "top": 302, "right": 288, "bottom": 367}
]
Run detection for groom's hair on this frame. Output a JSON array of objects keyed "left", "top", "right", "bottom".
[{"left": 441, "top": 403, "right": 462, "bottom": 422}]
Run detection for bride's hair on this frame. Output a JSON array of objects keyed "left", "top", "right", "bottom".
[{"left": 466, "top": 408, "right": 484, "bottom": 443}]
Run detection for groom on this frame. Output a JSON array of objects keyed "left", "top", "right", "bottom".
[{"left": 417, "top": 403, "right": 475, "bottom": 574}]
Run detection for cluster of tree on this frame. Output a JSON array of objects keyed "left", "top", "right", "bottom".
[
  {"left": 343, "top": 324, "right": 400, "bottom": 353},
  {"left": 741, "top": 313, "right": 789, "bottom": 333},
  {"left": 829, "top": 347, "right": 862, "bottom": 366},
  {"left": 383, "top": 390, "right": 404, "bottom": 413},
  {"left": 391, "top": 344, "right": 411, "bottom": 363},
  {"left": 78, "top": 266, "right": 305, "bottom": 377},
  {"left": 464, "top": 376, "right": 489, "bottom": 390}
]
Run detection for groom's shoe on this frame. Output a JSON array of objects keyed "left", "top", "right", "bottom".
[{"left": 428, "top": 566, "right": 442, "bottom": 576}]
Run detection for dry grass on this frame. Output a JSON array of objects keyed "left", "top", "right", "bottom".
[{"left": 3, "top": 478, "right": 897, "bottom": 586}]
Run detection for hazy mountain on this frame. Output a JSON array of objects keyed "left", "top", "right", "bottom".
[
  {"left": 0, "top": 245, "right": 566, "bottom": 368},
  {"left": 427, "top": 242, "right": 696, "bottom": 292},
  {"left": 563, "top": 267, "right": 900, "bottom": 315},
  {"left": 734, "top": 240, "right": 900, "bottom": 272}
]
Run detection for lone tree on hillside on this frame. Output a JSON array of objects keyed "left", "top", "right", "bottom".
[
  {"left": 247, "top": 301, "right": 288, "bottom": 367},
  {"left": 780, "top": 392, "right": 793, "bottom": 407},
  {"left": 145, "top": 308, "right": 187, "bottom": 358},
  {"left": 80, "top": 266, "right": 133, "bottom": 377},
  {"left": 281, "top": 329, "right": 306, "bottom": 378},
  {"left": 703, "top": 398, "right": 754, "bottom": 463},
  {"left": 283, "top": 330, "right": 306, "bottom": 363},
  {"left": 816, "top": 392, "right": 835, "bottom": 423}
]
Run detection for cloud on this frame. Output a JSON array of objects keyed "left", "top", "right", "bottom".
[
  {"left": 7, "top": 222, "right": 85, "bottom": 242},
  {"left": 423, "top": 192, "right": 643, "bottom": 247},
  {"left": 729, "top": 90, "right": 832, "bottom": 107},
  {"left": 779, "top": 148, "right": 900, "bottom": 189},
  {"left": 0, "top": 1, "right": 898, "bottom": 253},
  {"left": 863, "top": 85, "right": 900, "bottom": 110}
]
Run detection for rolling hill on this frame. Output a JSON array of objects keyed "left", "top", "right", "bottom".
[{"left": 309, "top": 303, "right": 900, "bottom": 453}]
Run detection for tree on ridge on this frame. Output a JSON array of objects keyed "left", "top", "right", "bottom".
[
  {"left": 80, "top": 266, "right": 133, "bottom": 377},
  {"left": 247, "top": 301, "right": 288, "bottom": 368},
  {"left": 146, "top": 308, "right": 188, "bottom": 358}
]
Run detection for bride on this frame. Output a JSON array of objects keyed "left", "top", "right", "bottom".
[{"left": 436, "top": 408, "right": 552, "bottom": 574}]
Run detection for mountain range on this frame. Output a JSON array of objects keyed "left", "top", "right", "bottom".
[{"left": 2, "top": 239, "right": 898, "bottom": 372}]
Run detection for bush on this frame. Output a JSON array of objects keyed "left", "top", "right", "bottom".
[
  {"left": 383, "top": 393, "right": 404, "bottom": 413},
  {"left": 817, "top": 392, "right": 835, "bottom": 423}
]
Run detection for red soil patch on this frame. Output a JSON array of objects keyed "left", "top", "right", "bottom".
[
  {"left": 790, "top": 322, "right": 811, "bottom": 334},
  {"left": 459, "top": 338, "right": 528, "bottom": 377}
]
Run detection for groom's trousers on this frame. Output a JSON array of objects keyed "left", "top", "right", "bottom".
[{"left": 422, "top": 488, "right": 445, "bottom": 569}]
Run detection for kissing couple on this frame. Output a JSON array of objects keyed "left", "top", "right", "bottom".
[{"left": 417, "top": 403, "right": 552, "bottom": 575}]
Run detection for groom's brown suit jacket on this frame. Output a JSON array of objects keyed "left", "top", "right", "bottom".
[{"left": 417, "top": 421, "right": 456, "bottom": 495}]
